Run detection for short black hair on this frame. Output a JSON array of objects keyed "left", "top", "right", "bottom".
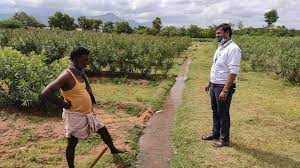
[
  {"left": 70, "top": 47, "right": 90, "bottom": 61},
  {"left": 216, "top": 23, "right": 232, "bottom": 37}
]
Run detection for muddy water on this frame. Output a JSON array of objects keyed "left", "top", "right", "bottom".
[{"left": 138, "top": 59, "right": 192, "bottom": 168}]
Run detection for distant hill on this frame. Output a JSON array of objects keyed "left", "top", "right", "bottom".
[{"left": 91, "top": 13, "right": 152, "bottom": 28}]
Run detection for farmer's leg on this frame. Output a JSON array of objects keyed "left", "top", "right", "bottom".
[
  {"left": 97, "top": 126, "right": 126, "bottom": 153},
  {"left": 66, "top": 136, "right": 78, "bottom": 168}
]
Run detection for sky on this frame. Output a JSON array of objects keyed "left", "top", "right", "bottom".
[{"left": 0, "top": 0, "right": 299, "bottom": 29}]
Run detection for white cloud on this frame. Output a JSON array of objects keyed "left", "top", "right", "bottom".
[{"left": 0, "top": 0, "right": 299, "bottom": 28}]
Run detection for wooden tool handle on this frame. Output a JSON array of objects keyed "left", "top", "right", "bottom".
[{"left": 89, "top": 145, "right": 109, "bottom": 168}]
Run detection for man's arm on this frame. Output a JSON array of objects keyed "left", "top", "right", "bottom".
[
  {"left": 223, "top": 74, "right": 237, "bottom": 92},
  {"left": 219, "top": 74, "right": 237, "bottom": 101},
  {"left": 205, "top": 82, "right": 212, "bottom": 93},
  {"left": 219, "top": 46, "right": 241, "bottom": 101},
  {"left": 41, "top": 71, "right": 71, "bottom": 109}
]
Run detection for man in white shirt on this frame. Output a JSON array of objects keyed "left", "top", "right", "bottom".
[{"left": 201, "top": 23, "right": 242, "bottom": 147}]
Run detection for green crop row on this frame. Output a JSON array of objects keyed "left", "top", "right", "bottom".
[
  {"left": 235, "top": 35, "right": 300, "bottom": 83},
  {"left": 0, "top": 47, "right": 69, "bottom": 107},
  {"left": 0, "top": 29, "right": 192, "bottom": 76}
]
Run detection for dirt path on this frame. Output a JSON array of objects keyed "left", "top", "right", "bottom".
[{"left": 138, "top": 59, "right": 191, "bottom": 168}]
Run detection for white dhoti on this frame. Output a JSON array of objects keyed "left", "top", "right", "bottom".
[{"left": 62, "top": 109, "right": 104, "bottom": 139}]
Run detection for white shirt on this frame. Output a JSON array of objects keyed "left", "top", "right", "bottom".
[{"left": 210, "top": 40, "right": 241, "bottom": 84}]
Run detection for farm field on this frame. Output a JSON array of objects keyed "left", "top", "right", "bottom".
[
  {"left": 171, "top": 42, "right": 300, "bottom": 168},
  {"left": 0, "top": 28, "right": 299, "bottom": 168}
]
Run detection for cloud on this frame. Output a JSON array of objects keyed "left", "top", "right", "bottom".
[{"left": 0, "top": 0, "right": 299, "bottom": 29}]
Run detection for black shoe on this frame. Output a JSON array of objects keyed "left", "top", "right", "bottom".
[{"left": 201, "top": 134, "right": 219, "bottom": 141}]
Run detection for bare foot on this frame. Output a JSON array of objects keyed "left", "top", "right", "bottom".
[{"left": 111, "top": 147, "right": 127, "bottom": 154}]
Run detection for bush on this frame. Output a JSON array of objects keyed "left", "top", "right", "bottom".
[
  {"left": 1, "top": 29, "right": 192, "bottom": 76},
  {"left": 235, "top": 35, "right": 300, "bottom": 83},
  {"left": 0, "top": 48, "right": 68, "bottom": 107},
  {"left": 0, "top": 19, "right": 23, "bottom": 29}
]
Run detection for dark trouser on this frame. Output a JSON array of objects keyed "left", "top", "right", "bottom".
[
  {"left": 209, "top": 83, "right": 235, "bottom": 143},
  {"left": 66, "top": 126, "right": 117, "bottom": 168}
]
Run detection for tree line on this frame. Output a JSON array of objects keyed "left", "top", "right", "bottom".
[{"left": 0, "top": 9, "right": 298, "bottom": 38}]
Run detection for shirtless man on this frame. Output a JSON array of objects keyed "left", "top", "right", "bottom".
[{"left": 41, "top": 47, "right": 125, "bottom": 168}]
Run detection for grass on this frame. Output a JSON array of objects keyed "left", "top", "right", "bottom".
[
  {"left": 171, "top": 42, "right": 300, "bottom": 168},
  {"left": 14, "top": 127, "right": 35, "bottom": 145},
  {"left": 0, "top": 45, "right": 189, "bottom": 168},
  {"left": 91, "top": 76, "right": 175, "bottom": 108},
  {"left": 1, "top": 137, "right": 66, "bottom": 168},
  {"left": 74, "top": 125, "right": 143, "bottom": 168},
  {"left": 109, "top": 125, "right": 143, "bottom": 167},
  {"left": 91, "top": 57, "right": 185, "bottom": 115}
]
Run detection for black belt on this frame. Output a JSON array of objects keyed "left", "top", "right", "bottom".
[
  {"left": 212, "top": 83, "right": 225, "bottom": 87},
  {"left": 212, "top": 83, "right": 236, "bottom": 89}
]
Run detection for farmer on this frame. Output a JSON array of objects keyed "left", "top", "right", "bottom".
[
  {"left": 201, "top": 23, "right": 242, "bottom": 147},
  {"left": 41, "top": 47, "right": 126, "bottom": 168}
]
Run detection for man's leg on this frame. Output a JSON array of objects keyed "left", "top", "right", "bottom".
[
  {"left": 211, "top": 87, "right": 221, "bottom": 138},
  {"left": 97, "top": 126, "right": 126, "bottom": 153},
  {"left": 217, "top": 91, "right": 233, "bottom": 145},
  {"left": 202, "top": 87, "right": 220, "bottom": 140},
  {"left": 66, "top": 136, "right": 78, "bottom": 168}
]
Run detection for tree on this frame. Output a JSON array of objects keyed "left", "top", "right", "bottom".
[
  {"left": 152, "top": 17, "right": 162, "bottom": 34},
  {"left": 159, "top": 26, "right": 180, "bottom": 37},
  {"left": 78, "top": 16, "right": 92, "bottom": 30},
  {"left": 92, "top": 19, "right": 102, "bottom": 31},
  {"left": 264, "top": 9, "right": 279, "bottom": 27},
  {"left": 48, "top": 12, "right": 75, "bottom": 30},
  {"left": 187, "top": 24, "right": 202, "bottom": 38},
  {"left": 133, "top": 26, "right": 148, "bottom": 34},
  {"left": 103, "top": 21, "right": 114, "bottom": 33},
  {"left": 78, "top": 16, "right": 102, "bottom": 31},
  {"left": 115, "top": 22, "right": 133, "bottom": 34},
  {"left": 13, "top": 11, "right": 44, "bottom": 28},
  {"left": 179, "top": 27, "right": 187, "bottom": 36},
  {"left": 237, "top": 21, "right": 244, "bottom": 30},
  {"left": 0, "top": 19, "right": 22, "bottom": 29},
  {"left": 201, "top": 26, "right": 215, "bottom": 38}
]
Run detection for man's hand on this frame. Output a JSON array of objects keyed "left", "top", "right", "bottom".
[
  {"left": 63, "top": 100, "right": 71, "bottom": 109},
  {"left": 218, "top": 90, "right": 227, "bottom": 101},
  {"left": 205, "top": 83, "right": 211, "bottom": 94}
]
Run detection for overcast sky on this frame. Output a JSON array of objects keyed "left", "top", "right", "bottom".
[{"left": 0, "top": 0, "right": 299, "bottom": 29}]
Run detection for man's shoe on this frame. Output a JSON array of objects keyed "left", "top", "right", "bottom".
[
  {"left": 212, "top": 141, "right": 229, "bottom": 147},
  {"left": 201, "top": 134, "right": 219, "bottom": 141}
]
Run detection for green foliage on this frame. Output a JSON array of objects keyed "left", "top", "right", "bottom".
[
  {"left": 179, "top": 27, "right": 188, "bottom": 36},
  {"left": 264, "top": 9, "right": 279, "bottom": 27},
  {"left": 235, "top": 35, "right": 300, "bottom": 83},
  {"left": 115, "top": 22, "right": 133, "bottom": 34},
  {"left": 0, "top": 29, "right": 192, "bottom": 107},
  {"left": 48, "top": 12, "right": 75, "bottom": 30},
  {"left": 111, "top": 125, "right": 143, "bottom": 167},
  {"left": 78, "top": 16, "right": 102, "bottom": 31},
  {"left": 235, "top": 26, "right": 295, "bottom": 37},
  {"left": 133, "top": 26, "right": 149, "bottom": 35},
  {"left": 0, "top": 29, "right": 11, "bottom": 46},
  {"left": 187, "top": 25, "right": 202, "bottom": 38},
  {"left": 152, "top": 17, "right": 162, "bottom": 34},
  {"left": 13, "top": 11, "right": 44, "bottom": 28},
  {"left": 0, "top": 19, "right": 23, "bottom": 29},
  {"left": 0, "top": 48, "right": 68, "bottom": 107},
  {"left": 1, "top": 29, "right": 192, "bottom": 76},
  {"left": 201, "top": 26, "right": 215, "bottom": 38},
  {"left": 159, "top": 26, "right": 180, "bottom": 37},
  {"left": 102, "top": 21, "right": 114, "bottom": 33}
]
